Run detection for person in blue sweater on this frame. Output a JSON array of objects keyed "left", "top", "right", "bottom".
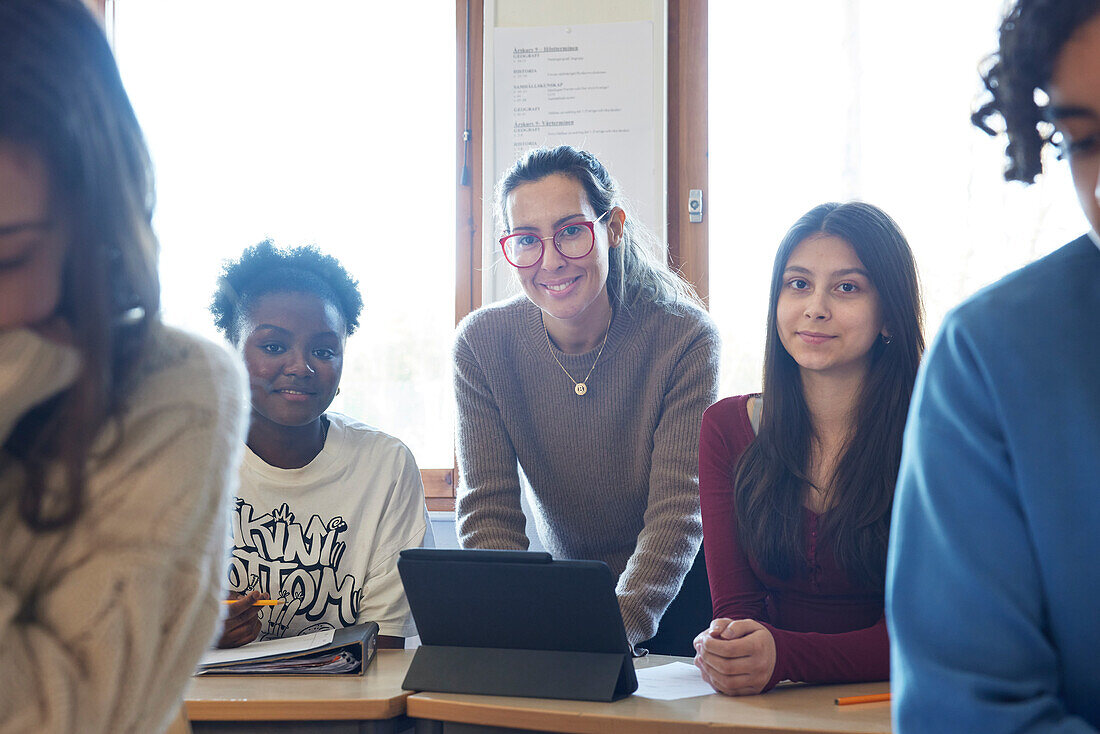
[{"left": 886, "top": 1, "right": 1100, "bottom": 731}]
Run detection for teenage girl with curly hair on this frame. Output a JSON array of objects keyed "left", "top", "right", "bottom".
[{"left": 212, "top": 241, "right": 433, "bottom": 650}]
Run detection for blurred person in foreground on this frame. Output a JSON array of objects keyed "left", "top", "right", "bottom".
[
  {"left": 886, "top": 1, "right": 1100, "bottom": 730},
  {"left": 0, "top": 1, "right": 248, "bottom": 731}
]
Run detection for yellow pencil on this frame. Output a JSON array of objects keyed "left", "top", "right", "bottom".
[
  {"left": 835, "top": 693, "right": 891, "bottom": 706},
  {"left": 222, "top": 599, "right": 282, "bottom": 606}
]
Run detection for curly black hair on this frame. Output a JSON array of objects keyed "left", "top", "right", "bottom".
[
  {"left": 211, "top": 240, "right": 363, "bottom": 342},
  {"left": 973, "top": 0, "right": 1100, "bottom": 183}
]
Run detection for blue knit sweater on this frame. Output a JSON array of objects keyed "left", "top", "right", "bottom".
[{"left": 887, "top": 235, "right": 1100, "bottom": 732}]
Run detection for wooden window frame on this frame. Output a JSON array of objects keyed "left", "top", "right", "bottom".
[
  {"left": 666, "top": 0, "right": 708, "bottom": 305},
  {"left": 431, "top": 0, "right": 487, "bottom": 513}
]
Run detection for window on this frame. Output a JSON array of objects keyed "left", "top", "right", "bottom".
[
  {"left": 112, "top": 2, "right": 457, "bottom": 480},
  {"left": 708, "top": 1, "right": 1086, "bottom": 396},
  {"left": 106, "top": 1, "right": 1076, "bottom": 493}
]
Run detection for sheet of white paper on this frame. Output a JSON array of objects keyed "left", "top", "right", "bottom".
[
  {"left": 493, "top": 21, "right": 658, "bottom": 234},
  {"left": 633, "top": 661, "right": 716, "bottom": 700},
  {"left": 199, "top": 629, "right": 335, "bottom": 666}
]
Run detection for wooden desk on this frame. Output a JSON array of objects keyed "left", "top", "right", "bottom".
[
  {"left": 406, "top": 655, "right": 892, "bottom": 734},
  {"left": 184, "top": 649, "right": 416, "bottom": 734}
]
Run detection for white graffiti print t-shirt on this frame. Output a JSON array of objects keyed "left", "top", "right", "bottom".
[{"left": 230, "top": 412, "right": 433, "bottom": 639}]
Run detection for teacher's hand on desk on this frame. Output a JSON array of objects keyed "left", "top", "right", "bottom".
[
  {"left": 217, "top": 590, "right": 267, "bottom": 648},
  {"left": 693, "top": 618, "right": 776, "bottom": 696}
]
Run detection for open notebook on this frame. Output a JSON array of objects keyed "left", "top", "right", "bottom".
[{"left": 196, "top": 620, "right": 378, "bottom": 675}]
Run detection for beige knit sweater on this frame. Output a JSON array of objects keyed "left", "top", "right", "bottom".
[
  {"left": 0, "top": 325, "right": 248, "bottom": 734},
  {"left": 454, "top": 295, "right": 720, "bottom": 645}
]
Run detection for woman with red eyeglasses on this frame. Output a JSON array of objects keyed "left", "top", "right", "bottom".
[{"left": 453, "top": 146, "right": 720, "bottom": 654}]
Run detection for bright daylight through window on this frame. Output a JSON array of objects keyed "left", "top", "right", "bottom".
[
  {"left": 113, "top": 1, "right": 457, "bottom": 469},
  {"left": 709, "top": 0, "right": 1086, "bottom": 396}
]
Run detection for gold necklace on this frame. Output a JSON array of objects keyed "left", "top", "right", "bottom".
[{"left": 543, "top": 313, "right": 613, "bottom": 396}]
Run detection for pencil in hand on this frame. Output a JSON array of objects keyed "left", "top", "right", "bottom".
[
  {"left": 835, "top": 693, "right": 891, "bottom": 706},
  {"left": 222, "top": 598, "right": 282, "bottom": 606}
]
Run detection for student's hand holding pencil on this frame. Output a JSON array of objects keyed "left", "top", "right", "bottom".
[
  {"left": 693, "top": 618, "right": 777, "bottom": 696},
  {"left": 216, "top": 590, "right": 268, "bottom": 648}
]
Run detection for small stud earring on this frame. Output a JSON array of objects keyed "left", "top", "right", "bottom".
[{"left": 881, "top": 334, "right": 893, "bottom": 345}]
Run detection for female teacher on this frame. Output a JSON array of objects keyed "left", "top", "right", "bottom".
[{"left": 454, "top": 145, "right": 720, "bottom": 651}]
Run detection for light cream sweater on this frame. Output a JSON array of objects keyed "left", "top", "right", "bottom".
[{"left": 0, "top": 325, "right": 248, "bottom": 734}]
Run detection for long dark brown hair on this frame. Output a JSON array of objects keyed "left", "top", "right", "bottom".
[
  {"left": 1, "top": 0, "right": 160, "bottom": 530},
  {"left": 735, "top": 202, "right": 923, "bottom": 590}
]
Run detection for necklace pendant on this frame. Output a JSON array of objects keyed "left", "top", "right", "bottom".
[{"left": 574, "top": 383, "right": 587, "bottom": 396}]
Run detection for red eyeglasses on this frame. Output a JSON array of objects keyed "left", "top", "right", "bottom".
[{"left": 499, "top": 211, "right": 610, "bottom": 268}]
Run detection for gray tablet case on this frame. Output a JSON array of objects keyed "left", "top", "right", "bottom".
[{"left": 398, "top": 548, "right": 638, "bottom": 701}]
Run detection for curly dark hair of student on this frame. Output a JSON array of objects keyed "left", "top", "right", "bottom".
[
  {"left": 1, "top": 0, "right": 160, "bottom": 531},
  {"left": 973, "top": 0, "right": 1100, "bottom": 183},
  {"left": 211, "top": 240, "right": 364, "bottom": 343},
  {"left": 735, "top": 202, "right": 924, "bottom": 591}
]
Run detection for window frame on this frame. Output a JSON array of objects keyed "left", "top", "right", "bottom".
[{"left": 449, "top": 0, "right": 710, "bottom": 511}]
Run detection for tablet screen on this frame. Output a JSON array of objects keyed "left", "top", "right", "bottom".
[{"left": 398, "top": 548, "right": 631, "bottom": 654}]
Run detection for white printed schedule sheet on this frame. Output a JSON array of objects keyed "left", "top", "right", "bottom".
[{"left": 493, "top": 21, "right": 659, "bottom": 234}]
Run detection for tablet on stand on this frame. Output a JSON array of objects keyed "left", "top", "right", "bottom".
[{"left": 398, "top": 548, "right": 638, "bottom": 702}]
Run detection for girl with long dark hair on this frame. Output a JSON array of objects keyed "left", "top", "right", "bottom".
[
  {"left": 454, "top": 146, "right": 720, "bottom": 652},
  {"left": 0, "top": 0, "right": 248, "bottom": 730},
  {"left": 694, "top": 201, "right": 923, "bottom": 695}
]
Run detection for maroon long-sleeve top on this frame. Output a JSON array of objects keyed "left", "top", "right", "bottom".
[{"left": 699, "top": 394, "right": 889, "bottom": 691}]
